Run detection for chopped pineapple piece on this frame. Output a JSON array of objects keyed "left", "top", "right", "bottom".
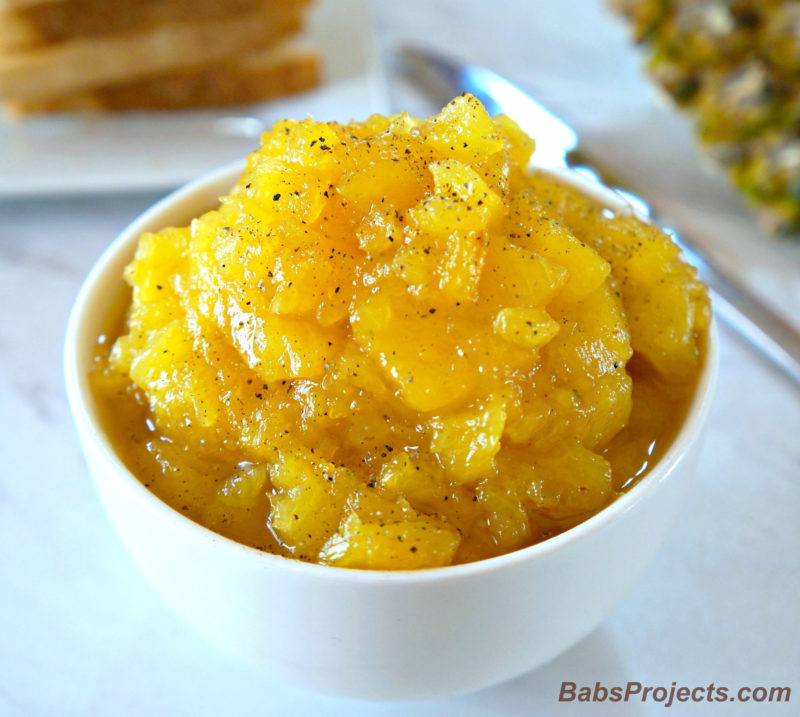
[
  {"left": 475, "top": 479, "right": 532, "bottom": 551},
  {"left": 493, "top": 306, "right": 560, "bottom": 350},
  {"left": 267, "top": 452, "right": 354, "bottom": 558},
  {"left": 481, "top": 241, "right": 569, "bottom": 308},
  {"left": 425, "top": 94, "right": 505, "bottom": 165},
  {"left": 218, "top": 463, "right": 269, "bottom": 509},
  {"left": 319, "top": 513, "right": 460, "bottom": 570},
  {"left": 525, "top": 443, "right": 616, "bottom": 520},
  {"left": 351, "top": 292, "right": 479, "bottom": 412},
  {"left": 430, "top": 397, "right": 507, "bottom": 483}
]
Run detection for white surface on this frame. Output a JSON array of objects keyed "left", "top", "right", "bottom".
[
  {"left": 0, "top": 0, "right": 385, "bottom": 197},
  {"left": 63, "top": 164, "right": 716, "bottom": 700},
  {"left": 1, "top": 0, "right": 798, "bottom": 715}
]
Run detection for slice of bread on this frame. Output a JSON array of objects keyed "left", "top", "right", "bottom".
[
  {"left": 6, "top": 42, "right": 320, "bottom": 112},
  {"left": 0, "top": 0, "right": 305, "bottom": 52},
  {"left": 0, "top": 0, "right": 64, "bottom": 11},
  {"left": 0, "top": 0, "right": 309, "bottom": 100}
]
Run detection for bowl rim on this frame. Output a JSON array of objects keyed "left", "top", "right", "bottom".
[{"left": 64, "top": 160, "right": 718, "bottom": 586}]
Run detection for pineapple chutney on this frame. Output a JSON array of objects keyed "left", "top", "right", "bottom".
[{"left": 92, "top": 95, "right": 710, "bottom": 569}]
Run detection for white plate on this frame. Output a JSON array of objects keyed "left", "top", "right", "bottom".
[{"left": 0, "top": 0, "right": 388, "bottom": 198}]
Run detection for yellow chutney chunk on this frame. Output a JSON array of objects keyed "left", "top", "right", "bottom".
[{"left": 92, "top": 95, "right": 710, "bottom": 569}]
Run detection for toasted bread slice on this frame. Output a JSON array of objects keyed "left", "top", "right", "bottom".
[
  {"left": 0, "top": 0, "right": 63, "bottom": 10},
  {"left": 0, "top": 0, "right": 307, "bottom": 52},
  {"left": 6, "top": 42, "right": 320, "bottom": 112},
  {"left": 0, "top": 0, "right": 309, "bottom": 100}
]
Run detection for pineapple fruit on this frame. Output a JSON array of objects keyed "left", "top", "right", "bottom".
[{"left": 612, "top": 0, "right": 800, "bottom": 235}]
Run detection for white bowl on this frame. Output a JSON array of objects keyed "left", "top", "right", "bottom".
[{"left": 64, "top": 162, "right": 717, "bottom": 700}]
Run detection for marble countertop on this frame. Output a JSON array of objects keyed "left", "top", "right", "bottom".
[{"left": 1, "top": 1, "right": 798, "bottom": 715}]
